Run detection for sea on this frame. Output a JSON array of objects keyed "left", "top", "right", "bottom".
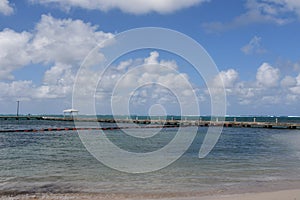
[{"left": 1, "top": 116, "right": 300, "bottom": 198}]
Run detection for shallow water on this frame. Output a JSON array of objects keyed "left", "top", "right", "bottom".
[{"left": 1, "top": 120, "right": 300, "bottom": 195}]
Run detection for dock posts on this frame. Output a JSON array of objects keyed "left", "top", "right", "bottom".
[{"left": 16, "top": 100, "right": 20, "bottom": 117}]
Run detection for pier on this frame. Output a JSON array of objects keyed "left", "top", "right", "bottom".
[
  {"left": 1, "top": 115, "right": 300, "bottom": 130},
  {"left": 0, "top": 116, "right": 43, "bottom": 120}
]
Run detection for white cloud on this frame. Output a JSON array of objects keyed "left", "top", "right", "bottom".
[
  {"left": 0, "top": 80, "right": 35, "bottom": 101},
  {"left": 261, "top": 95, "right": 281, "bottom": 104},
  {"left": 208, "top": 61, "right": 300, "bottom": 109},
  {"left": 209, "top": 69, "right": 239, "bottom": 101},
  {"left": 0, "top": 29, "right": 32, "bottom": 80},
  {"left": 293, "top": 61, "right": 300, "bottom": 72},
  {"left": 289, "top": 86, "right": 300, "bottom": 95},
  {"left": 256, "top": 62, "right": 280, "bottom": 87},
  {"left": 210, "top": 63, "right": 300, "bottom": 107},
  {"left": 91, "top": 51, "right": 200, "bottom": 115},
  {"left": 285, "top": 94, "right": 298, "bottom": 103},
  {"left": 144, "top": 51, "right": 159, "bottom": 64},
  {"left": 0, "top": 14, "right": 114, "bottom": 102},
  {"left": 203, "top": 0, "right": 296, "bottom": 33},
  {"left": 241, "top": 36, "right": 266, "bottom": 55},
  {"left": 281, "top": 75, "right": 296, "bottom": 87},
  {"left": 40, "top": 63, "right": 75, "bottom": 98},
  {"left": 0, "top": 14, "right": 113, "bottom": 81},
  {"left": 270, "top": 0, "right": 300, "bottom": 17},
  {"left": 0, "top": 0, "right": 13, "bottom": 15},
  {"left": 235, "top": 82, "right": 256, "bottom": 99},
  {"left": 214, "top": 69, "right": 239, "bottom": 88},
  {"left": 0, "top": 64, "right": 75, "bottom": 100},
  {"left": 289, "top": 74, "right": 300, "bottom": 95},
  {"left": 31, "top": 14, "right": 113, "bottom": 66},
  {"left": 31, "top": 0, "right": 208, "bottom": 14}
]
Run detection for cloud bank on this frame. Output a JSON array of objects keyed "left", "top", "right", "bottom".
[
  {"left": 213, "top": 62, "right": 300, "bottom": 110},
  {"left": 31, "top": 0, "right": 208, "bottom": 14}
]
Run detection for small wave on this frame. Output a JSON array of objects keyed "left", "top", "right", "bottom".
[{"left": 0, "top": 182, "right": 81, "bottom": 196}]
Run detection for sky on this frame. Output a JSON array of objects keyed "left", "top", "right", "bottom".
[{"left": 1, "top": 0, "right": 300, "bottom": 116}]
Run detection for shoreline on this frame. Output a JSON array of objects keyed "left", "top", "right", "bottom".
[
  {"left": 1, "top": 188, "right": 300, "bottom": 200},
  {"left": 199, "top": 189, "right": 300, "bottom": 200}
]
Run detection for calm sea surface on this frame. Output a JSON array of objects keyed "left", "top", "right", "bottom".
[{"left": 1, "top": 118, "right": 300, "bottom": 196}]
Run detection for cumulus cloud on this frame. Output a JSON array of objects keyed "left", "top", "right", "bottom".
[
  {"left": 203, "top": 0, "right": 296, "bottom": 33},
  {"left": 210, "top": 62, "right": 300, "bottom": 109},
  {"left": 289, "top": 74, "right": 300, "bottom": 95},
  {"left": 256, "top": 63, "right": 280, "bottom": 87},
  {"left": 92, "top": 51, "right": 200, "bottom": 115},
  {"left": 93, "top": 59, "right": 300, "bottom": 113},
  {"left": 0, "top": 29, "right": 32, "bottom": 80},
  {"left": 31, "top": 0, "right": 208, "bottom": 14},
  {"left": 0, "top": 45, "right": 200, "bottom": 114},
  {"left": 0, "top": 14, "right": 113, "bottom": 103},
  {"left": 0, "top": 14, "right": 113, "bottom": 81},
  {"left": 0, "top": 0, "right": 13, "bottom": 15},
  {"left": 281, "top": 75, "right": 296, "bottom": 87},
  {"left": 77, "top": 51, "right": 198, "bottom": 114},
  {"left": 0, "top": 80, "right": 34, "bottom": 101},
  {"left": 213, "top": 69, "right": 239, "bottom": 88},
  {"left": 241, "top": 36, "right": 266, "bottom": 55},
  {"left": 31, "top": 15, "right": 113, "bottom": 65},
  {"left": 235, "top": 82, "right": 256, "bottom": 100},
  {"left": 40, "top": 63, "right": 75, "bottom": 98}
]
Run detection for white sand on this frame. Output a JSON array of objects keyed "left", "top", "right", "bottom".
[{"left": 1, "top": 189, "right": 300, "bottom": 200}]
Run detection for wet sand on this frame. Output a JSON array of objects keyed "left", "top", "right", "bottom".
[
  {"left": 198, "top": 189, "right": 300, "bottom": 200},
  {"left": 1, "top": 189, "right": 300, "bottom": 200}
]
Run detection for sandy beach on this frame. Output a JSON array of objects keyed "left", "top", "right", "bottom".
[
  {"left": 1, "top": 189, "right": 300, "bottom": 200},
  {"left": 198, "top": 189, "right": 300, "bottom": 200}
]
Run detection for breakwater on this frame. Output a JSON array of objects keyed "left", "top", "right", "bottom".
[{"left": 1, "top": 115, "right": 300, "bottom": 129}]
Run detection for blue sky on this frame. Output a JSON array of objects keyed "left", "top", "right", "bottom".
[{"left": 1, "top": 0, "right": 300, "bottom": 116}]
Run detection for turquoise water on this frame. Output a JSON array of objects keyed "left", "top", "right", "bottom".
[{"left": 1, "top": 119, "right": 300, "bottom": 196}]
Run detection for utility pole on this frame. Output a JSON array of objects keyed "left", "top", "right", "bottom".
[{"left": 16, "top": 101, "right": 20, "bottom": 117}]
